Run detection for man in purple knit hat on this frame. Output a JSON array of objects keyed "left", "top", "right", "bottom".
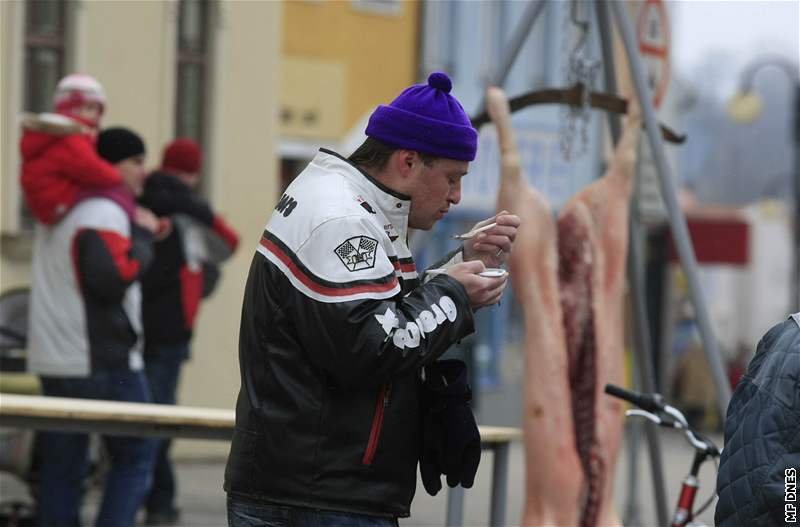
[{"left": 225, "top": 72, "right": 521, "bottom": 526}]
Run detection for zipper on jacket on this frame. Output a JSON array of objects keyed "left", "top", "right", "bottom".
[{"left": 362, "top": 383, "right": 391, "bottom": 466}]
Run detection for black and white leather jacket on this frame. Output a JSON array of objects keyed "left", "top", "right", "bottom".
[{"left": 224, "top": 149, "right": 475, "bottom": 517}]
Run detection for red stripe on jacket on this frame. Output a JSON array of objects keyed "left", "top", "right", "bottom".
[
  {"left": 260, "top": 236, "right": 397, "bottom": 297},
  {"left": 180, "top": 265, "right": 203, "bottom": 329},
  {"left": 392, "top": 261, "right": 416, "bottom": 273},
  {"left": 93, "top": 230, "right": 140, "bottom": 281}
]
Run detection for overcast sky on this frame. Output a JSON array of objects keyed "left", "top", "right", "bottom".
[
  {"left": 671, "top": 0, "right": 799, "bottom": 78},
  {"left": 668, "top": 1, "right": 798, "bottom": 205}
]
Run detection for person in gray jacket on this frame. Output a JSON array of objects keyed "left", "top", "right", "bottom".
[{"left": 27, "top": 128, "right": 163, "bottom": 527}]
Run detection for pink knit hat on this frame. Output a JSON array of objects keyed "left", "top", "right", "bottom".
[{"left": 53, "top": 74, "right": 107, "bottom": 115}]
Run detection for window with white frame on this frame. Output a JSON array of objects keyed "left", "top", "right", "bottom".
[
  {"left": 24, "top": 0, "right": 68, "bottom": 113},
  {"left": 175, "top": 0, "right": 211, "bottom": 146},
  {"left": 175, "top": 0, "right": 214, "bottom": 198}
]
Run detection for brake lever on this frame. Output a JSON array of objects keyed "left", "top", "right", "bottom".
[
  {"left": 663, "top": 404, "right": 690, "bottom": 428},
  {"left": 625, "top": 409, "right": 662, "bottom": 425},
  {"left": 625, "top": 398, "right": 722, "bottom": 458}
]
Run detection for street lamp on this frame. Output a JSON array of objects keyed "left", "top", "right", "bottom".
[{"left": 728, "top": 54, "right": 800, "bottom": 312}]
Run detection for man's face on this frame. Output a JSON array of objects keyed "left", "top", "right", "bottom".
[
  {"left": 117, "top": 155, "right": 148, "bottom": 196},
  {"left": 176, "top": 171, "right": 200, "bottom": 190},
  {"left": 407, "top": 156, "right": 468, "bottom": 230}
]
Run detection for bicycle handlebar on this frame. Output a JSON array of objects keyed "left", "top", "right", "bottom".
[
  {"left": 604, "top": 383, "right": 664, "bottom": 413},
  {"left": 605, "top": 383, "right": 721, "bottom": 457}
]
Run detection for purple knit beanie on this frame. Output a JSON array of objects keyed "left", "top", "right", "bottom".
[{"left": 365, "top": 72, "right": 477, "bottom": 161}]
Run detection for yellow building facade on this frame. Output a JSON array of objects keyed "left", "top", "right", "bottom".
[{"left": 279, "top": 0, "right": 420, "bottom": 150}]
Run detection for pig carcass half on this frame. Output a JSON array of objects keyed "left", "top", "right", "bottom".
[{"left": 487, "top": 87, "right": 640, "bottom": 527}]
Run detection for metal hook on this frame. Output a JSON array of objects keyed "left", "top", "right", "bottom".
[{"left": 569, "top": 0, "right": 590, "bottom": 59}]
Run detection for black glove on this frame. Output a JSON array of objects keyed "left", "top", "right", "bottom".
[{"left": 419, "top": 359, "right": 481, "bottom": 496}]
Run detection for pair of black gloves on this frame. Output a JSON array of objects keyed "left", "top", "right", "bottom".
[{"left": 419, "top": 359, "right": 481, "bottom": 496}]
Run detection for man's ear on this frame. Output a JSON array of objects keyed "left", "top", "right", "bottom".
[{"left": 395, "top": 150, "right": 418, "bottom": 179}]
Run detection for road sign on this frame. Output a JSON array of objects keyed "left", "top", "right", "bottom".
[
  {"left": 632, "top": 0, "right": 672, "bottom": 223},
  {"left": 636, "top": 0, "right": 670, "bottom": 108}
]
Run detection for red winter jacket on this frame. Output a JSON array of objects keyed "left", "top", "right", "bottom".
[{"left": 20, "top": 113, "right": 121, "bottom": 225}]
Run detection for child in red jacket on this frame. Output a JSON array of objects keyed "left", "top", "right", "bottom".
[{"left": 20, "top": 74, "right": 122, "bottom": 225}]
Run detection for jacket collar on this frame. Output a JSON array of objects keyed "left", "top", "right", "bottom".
[
  {"left": 314, "top": 149, "right": 411, "bottom": 239},
  {"left": 147, "top": 170, "right": 192, "bottom": 193}
]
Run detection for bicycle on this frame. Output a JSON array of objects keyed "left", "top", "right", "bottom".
[{"left": 604, "top": 383, "right": 722, "bottom": 527}]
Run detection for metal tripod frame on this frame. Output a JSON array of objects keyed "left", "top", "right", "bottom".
[
  {"left": 605, "top": 0, "right": 732, "bottom": 413},
  {"left": 594, "top": 3, "right": 670, "bottom": 523}
]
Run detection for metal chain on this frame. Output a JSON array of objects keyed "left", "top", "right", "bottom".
[{"left": 559, "top": 0, "right": 601, "bottom": 160}]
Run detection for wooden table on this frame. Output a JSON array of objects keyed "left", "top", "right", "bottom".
[
  {"left": 0, "top": 393, "right": 234, "bottom": 440},
  {"left": 0, "top": 393, "right": 521, "bottom": 526}
]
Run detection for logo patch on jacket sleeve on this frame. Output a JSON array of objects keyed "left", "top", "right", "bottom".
[
  {"left": 334, "top": 236, "right": 378, "bottom": 271},
  {"left": 355, "top": 195, "right": 376, "bottom": 214}
]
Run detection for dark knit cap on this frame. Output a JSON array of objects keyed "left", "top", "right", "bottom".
[
  {"left": 97, "top": 127, "right": 146, "bottom": 164},
  {"left": 365, "top": 72, "right": 478, "bottom": 161},
  {"left": 161, "top": 138, "right": 202, "bottom": 174}
]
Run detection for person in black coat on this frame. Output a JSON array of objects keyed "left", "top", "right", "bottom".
[
  {"left": 138, "top": 138, "right": 239, "bottom": 525},
  {"left": 715, "top": 313, "right": 800, "bottom": 526}
]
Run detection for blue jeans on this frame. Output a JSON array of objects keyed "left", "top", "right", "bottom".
[
  {"left": 226, "top": 497, "right": 399, "bottom": 527},
  {"left": 38, "top": 370, "right": 157, "bottom": 527},
  {"left": 143, "top": 343, "right": 188, "bottom": 514}
]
